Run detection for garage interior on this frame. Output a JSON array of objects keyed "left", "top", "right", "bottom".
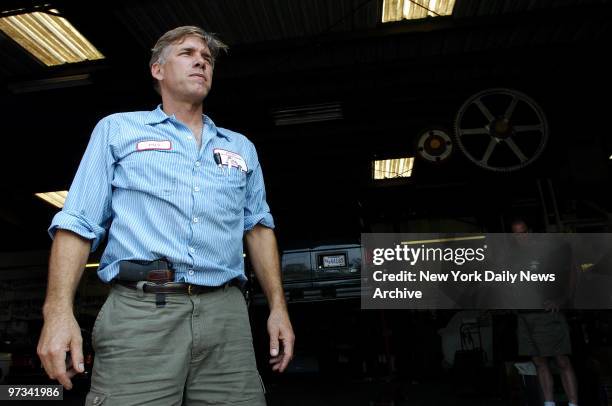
[{"left": 0, "top": 0, "right": 611, "bottom": 404}]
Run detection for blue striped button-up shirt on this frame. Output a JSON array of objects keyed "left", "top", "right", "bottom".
[{"left": 49, "top": 106, "right": 274, "bottom": 285}]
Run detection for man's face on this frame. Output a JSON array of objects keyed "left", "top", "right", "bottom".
[
  {"left": 152, "top": 35, "right": 213, "bottom": 103},
  {"left": 511, "top": 221, "right": 530, "bottom": 246},
  {"left": 511, "top": 222, "right": 528, "bottom": 234}
]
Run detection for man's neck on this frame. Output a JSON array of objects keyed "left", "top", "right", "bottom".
[
  {"left": 161, "top": 98, "right": 206, "bottom": 148},
  {"left": 161, "top": 98, "right": 204, "bottom": 129}
]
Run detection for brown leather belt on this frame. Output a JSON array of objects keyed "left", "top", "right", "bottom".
[{"left": 115, "top": 279, "right": 239, "bottom": 295}]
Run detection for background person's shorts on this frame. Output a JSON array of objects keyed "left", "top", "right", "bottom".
[{"left": 517, "top": 312, "right": 571, "bottom": 357}]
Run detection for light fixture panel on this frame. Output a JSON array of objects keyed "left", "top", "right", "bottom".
[{"left": 0, "top": 8, "right": 104, "bottom": 66}]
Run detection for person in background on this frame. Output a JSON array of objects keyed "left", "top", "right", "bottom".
[{"left": 512, "top": 218, "right": 578, "bottom": 406}]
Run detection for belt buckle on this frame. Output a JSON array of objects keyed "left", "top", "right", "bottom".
[{"left": 188, "top": 284, "right": 193, "bottom": 295}]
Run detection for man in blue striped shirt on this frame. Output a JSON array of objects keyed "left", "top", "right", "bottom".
[{"left": 37, "top": 26, "right": 293, "bottom": 405}]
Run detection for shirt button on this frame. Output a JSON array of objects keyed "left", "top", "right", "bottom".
[
  {"left": 189, "top": 247, "right": 195, "bottom": 253},
  {"left": 194, "top": 161, "right": 201, "bottom": 167},
  {"left": 188, "top": 270, "right": 195, "bottom": 276},
  {"left": 193, "top": 217, "right": 199, "bottom": 223},
  {"left": 194, "top": 186, "right": 200, "bottom": 192},
  {"left": 187, "top": 135, "right": 193, "bottom": 140}
]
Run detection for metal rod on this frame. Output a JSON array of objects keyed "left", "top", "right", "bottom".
[
  {"left": 547, "top": 179, "right": 562, "bottom": 231},
  {"left": 536, "top": 179, "right": 550, "bottom": 230}
]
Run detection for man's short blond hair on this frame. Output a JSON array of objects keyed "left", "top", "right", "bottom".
[{"left": 149, "top": 26, "right": 228, "bottom": 92}]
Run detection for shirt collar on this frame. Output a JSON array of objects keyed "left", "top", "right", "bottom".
[{"left": 145, "top": 105, "right": 230, "bottom": 140}]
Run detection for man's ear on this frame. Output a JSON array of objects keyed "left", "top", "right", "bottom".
[{"left": 151, "top": 62, "right": 164, "bottom": 81}]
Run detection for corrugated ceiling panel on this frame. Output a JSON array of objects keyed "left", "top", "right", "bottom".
[
  {"left": 0, "top": 0, "right": 608, "bottom": 82},
  {"left": 453, "top": 0, "right": 609, "bottom": 18},
  {"left": 113, "top": 0, "right": 381, "bottom": 48}
]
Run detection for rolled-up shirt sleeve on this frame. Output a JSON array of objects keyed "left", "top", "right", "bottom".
[
  {"left": 244, "top": 158, "right": 275, "bottom": 232},
  {"left": 48, "top": 117, "right": 116, "bottom": 251}
]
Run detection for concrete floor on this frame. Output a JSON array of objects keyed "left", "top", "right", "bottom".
[
  {"left": 266, "top": 376, "right": 508, "bottom": 406},
  {"left": 13, "top": 376, "right": 510, "bottom": 406}
]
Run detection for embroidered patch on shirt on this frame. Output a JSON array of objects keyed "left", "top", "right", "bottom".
[
  {"left": 136, "top": 140, "right": 172, "bottom": 151},
  {"left": 213, "top": 148, "right": 248, "bottom": 172}
]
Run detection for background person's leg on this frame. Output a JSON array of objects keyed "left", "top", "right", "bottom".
[
  {"left": 533, "top": 356, "right": 554, "bottom": 403},
  {"left": 556, "top": 355, "right": 578, "bottom": 405}
]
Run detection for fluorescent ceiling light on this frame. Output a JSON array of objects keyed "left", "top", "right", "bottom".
[
  {"left": 9, "top": 73, "right": 92, "bottom": 93},
  {"left": 0, "top": 8, "right": 104, "bottom": 66},
  {"left": 373, "top": 157, "right": 414, "bottom": 179},
  {"left": 382, "top": 0, "right": 456, "bottom": 23},
  {"left": 272, "top": 103, "right": 343, "bottom": 126},
  {"left": 35, "top": 190, "right": 68, "bottom": 208}
]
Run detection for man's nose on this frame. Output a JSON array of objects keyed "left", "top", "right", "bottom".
[{"left": 194, "top": 56, "right": 206, "bottom": 69}]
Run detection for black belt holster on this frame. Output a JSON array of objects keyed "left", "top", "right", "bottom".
[{"left": 117, "top": 258, "right": 174, "bottom": 308}]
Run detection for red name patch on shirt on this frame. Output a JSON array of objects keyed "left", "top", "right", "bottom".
[{"left": 136, "top": 140, "right": 172, "bottom": 151}]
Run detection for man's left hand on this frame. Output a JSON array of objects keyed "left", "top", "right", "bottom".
[{"left": 267, "top": 308, "right": 294, "bottom": 373}]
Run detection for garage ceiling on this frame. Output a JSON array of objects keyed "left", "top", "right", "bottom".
[{"left": 0, "top": 0, "right": 610, "bottom": 253}]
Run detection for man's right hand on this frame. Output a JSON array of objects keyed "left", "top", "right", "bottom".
[{"left": 37, "top": 309, "right": 85, "bottom": 390}]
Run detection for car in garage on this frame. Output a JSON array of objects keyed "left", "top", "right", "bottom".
[{"left": 249, "top": 243, "right": 363, "bottom": 305}]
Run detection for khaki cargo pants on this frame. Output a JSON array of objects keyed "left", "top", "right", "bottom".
[{"left": 85, "top": 283, "right": 266, "bottom": 405}]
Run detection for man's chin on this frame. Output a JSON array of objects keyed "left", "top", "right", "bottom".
[
  {"left": 196, "top": 86, "right": 211, "bottom": 98},
  {"left": 184, "top": 89, "right": 210, "bottom": 103}
]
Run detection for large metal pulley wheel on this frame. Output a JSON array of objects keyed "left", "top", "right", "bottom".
[{"left": 454, "top": 88, "right": 548, "bottom": 172}]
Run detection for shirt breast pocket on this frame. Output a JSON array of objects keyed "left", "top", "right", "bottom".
[
  {"left": 211, "top": 168, "right": 247, "bottom": 214},
  {"left": 114, "top": 150, "right": 179, "bottom": 197}
]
